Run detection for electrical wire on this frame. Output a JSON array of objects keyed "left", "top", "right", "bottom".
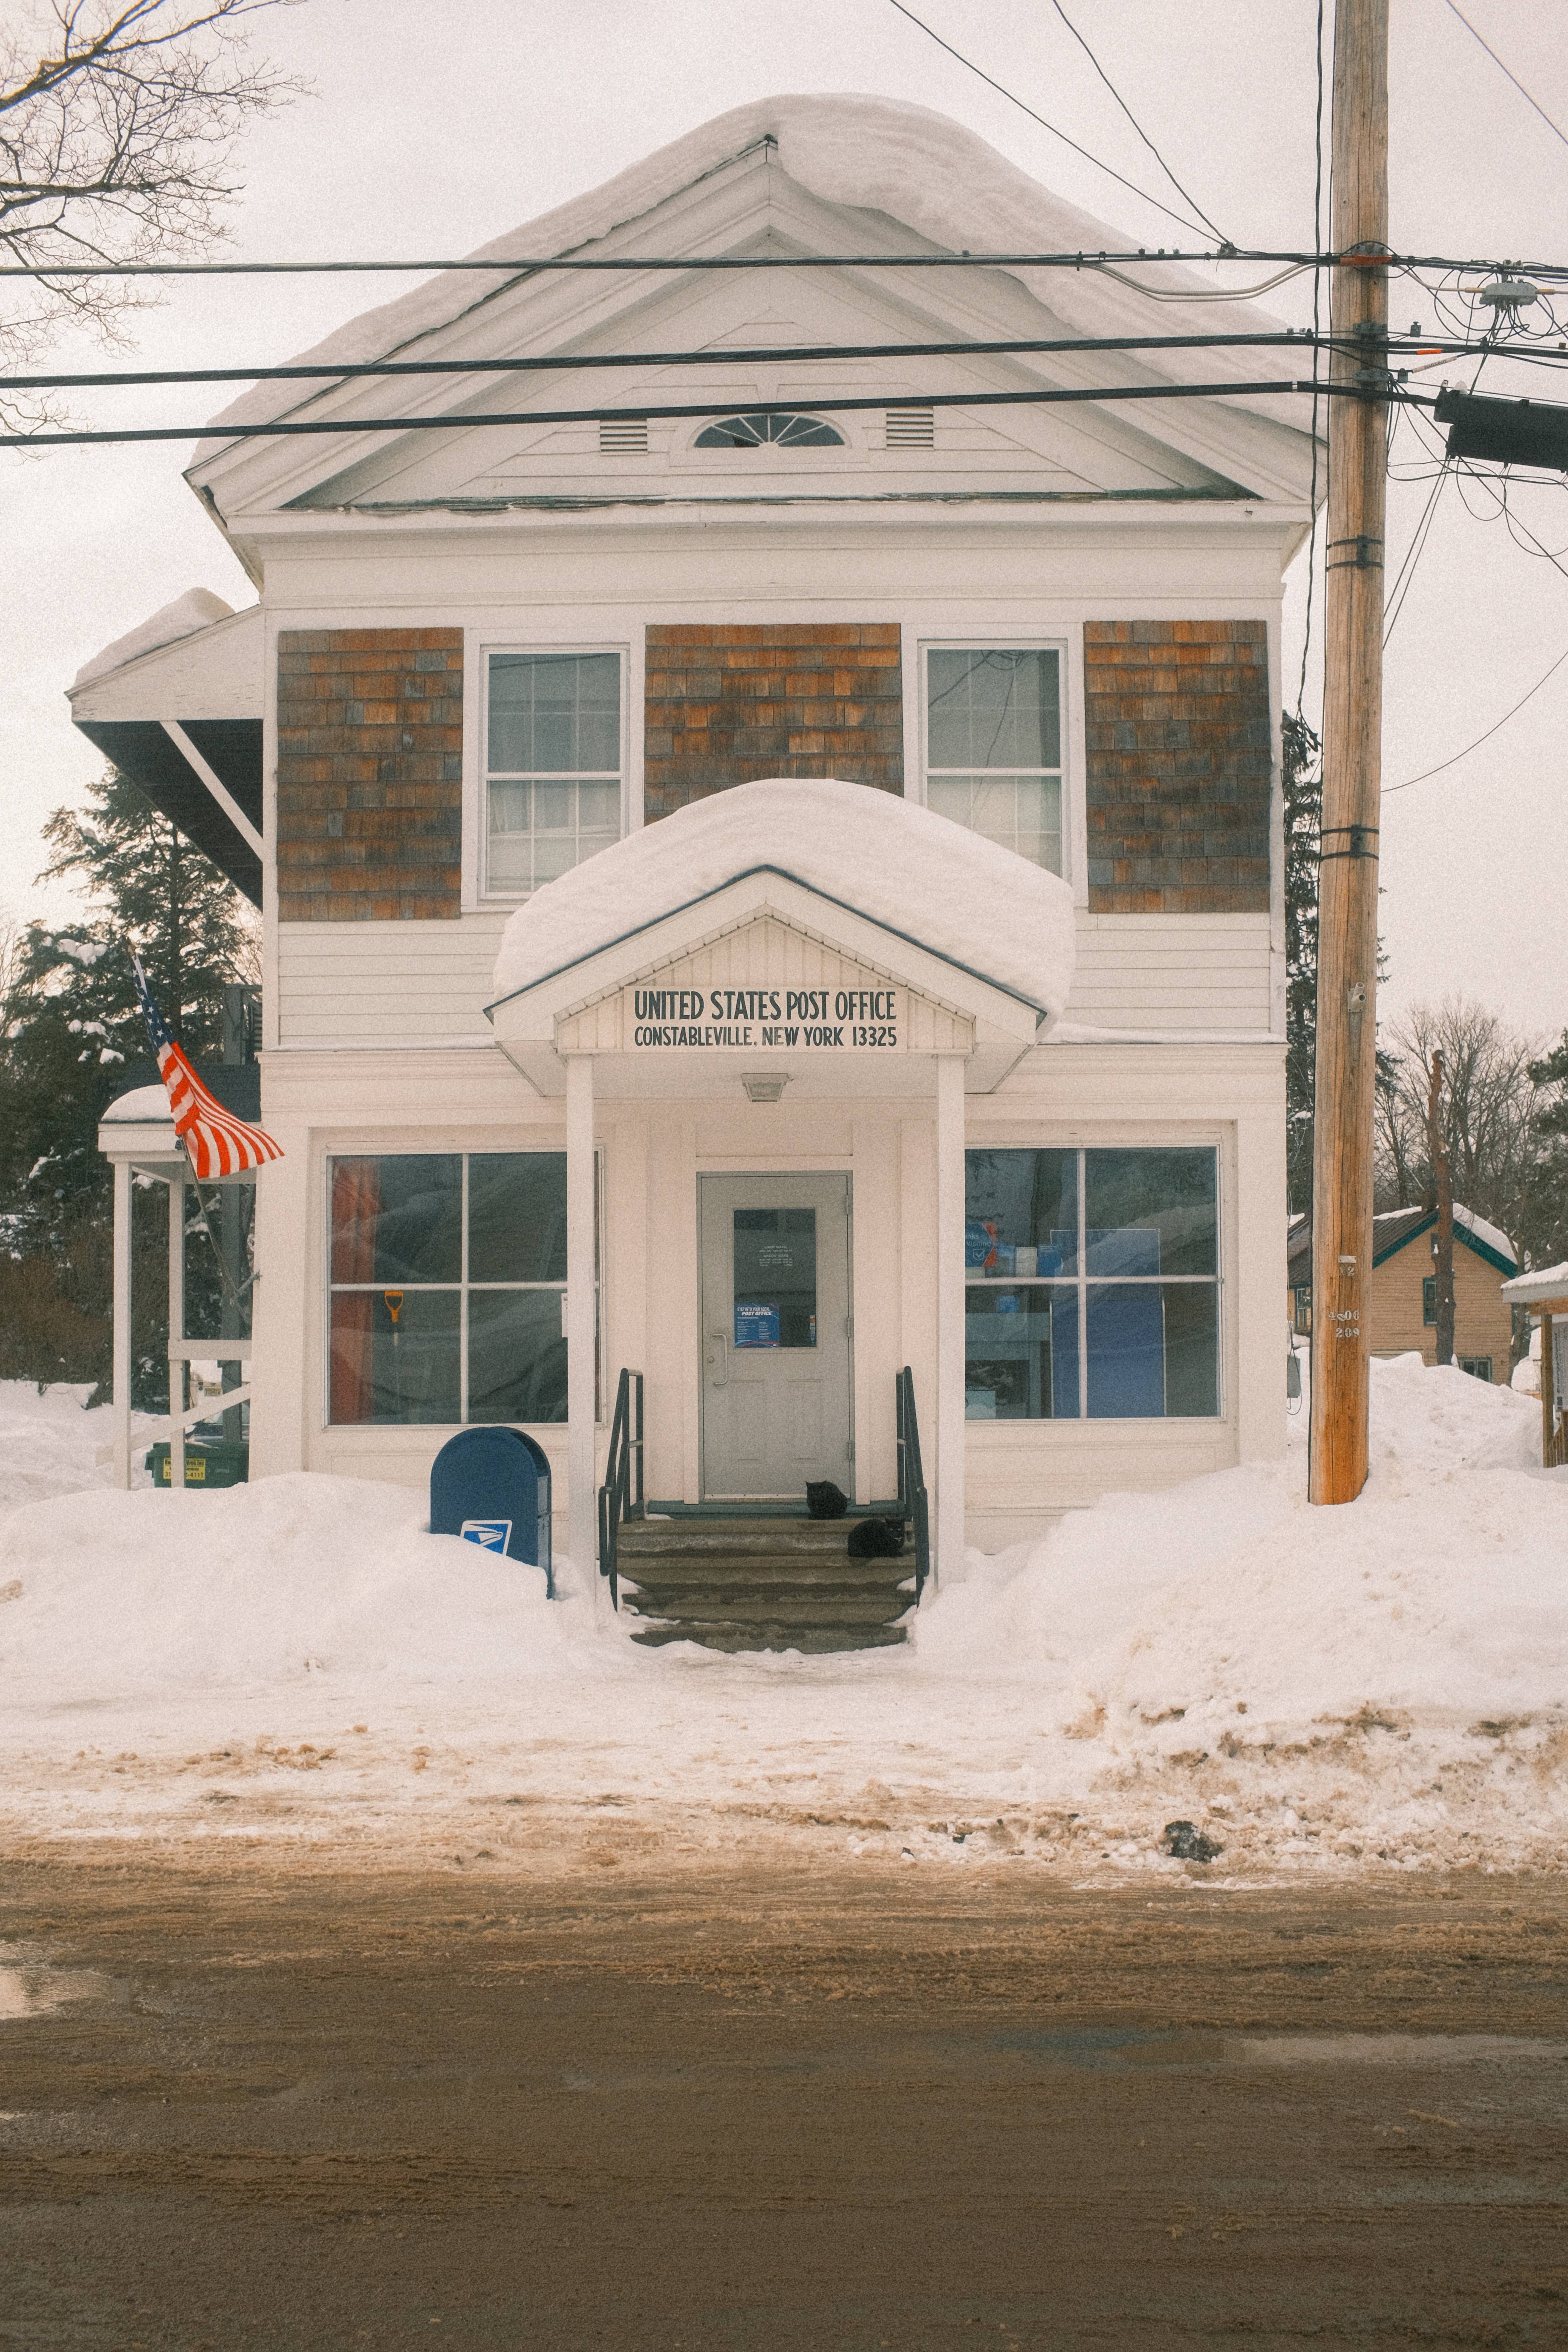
[
  {"left": 0, "top": 376, "right": 1412, "bottom": 452},
  {"left": 1046, "top": 0, "right": 1231, "bottom": 245},
  {"left": 1382, "top": 459, "right": 1449, "bottom": 646},
  {"left": 1441, "top": 0, "right": 1568, "bottom": 154},
  {"left": 884, "top": 0, "right": 1214, "bottom": 240},
  {"left": 8, "top": 248, "right": 1568, "bottom": 280},
  {"left": 1382, "top": 637, "right": 1568, "bottom": 794}
]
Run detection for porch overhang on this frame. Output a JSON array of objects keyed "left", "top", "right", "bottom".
[
  {"left": 67, "top": 595, "right": 265, "bottom": 906},
  {"left": 484, "top": 776, "right": 1074, "bottom": 1097}
]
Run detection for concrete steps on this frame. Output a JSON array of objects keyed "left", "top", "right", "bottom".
[{"left": 615, "top": 1514, "right": 913, "bottom": 1653}]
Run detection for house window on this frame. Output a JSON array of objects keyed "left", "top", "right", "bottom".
[
  {"left": 925, "top": 647, "right": 1063, "bottom": 873},
  {"left": 1293, "top": 1284, "right": 1312, "bottom": 1335},
  {"left": 484, "top": 651, "right": 622, "bottom": 896},
  {"left": 964, "top": 1147, "right": 1220, "bottom": 1420},
  {"left": 694, "top": 411, "right": 843, "bottom": 447},
  {"left": 327, "top": 1152, "right": 594, "bottom": 1426},
  {"left": 1423, "top": 1275, "right": 1437, "bottom": 1326},
  {"left": 1458, "top": 1356, "right": 1493, "bottom": 1382}
]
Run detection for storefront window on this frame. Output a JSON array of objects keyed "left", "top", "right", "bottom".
[
  {"left": 484, "top": 651, "right": 622, "bottom": 895},
  {"left": 327, "top": 1152, "right": 586, "bottom": 1425},
  {"left": 964, "top": 1147, "right": 1220, "bottom": 1419},
  {"left": 925, "top": 647, "right": 1063, "bottom": 873}
]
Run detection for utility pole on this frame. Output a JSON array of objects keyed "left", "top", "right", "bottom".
[
  {"left": 1425, "top": 1049, "right": 1456, "bottom": 1366},
  {"left": 1309, "top": 0, "right": 1389, "bottom": 1504}
]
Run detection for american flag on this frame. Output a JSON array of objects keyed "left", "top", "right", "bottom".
[{"left": 130, "top": 954, "right": 283, "bottom": 1181}]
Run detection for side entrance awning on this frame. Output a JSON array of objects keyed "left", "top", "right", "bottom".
[{"left": 67, "top": 592, "right": 264, "bottom": 906}]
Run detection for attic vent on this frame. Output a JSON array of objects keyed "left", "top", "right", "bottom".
[
  {"left": 886, "top": 405, "right": 935, "bottom": 448},
  {"left": 599, "top": 415, "right": 648, "bottom": 453}
]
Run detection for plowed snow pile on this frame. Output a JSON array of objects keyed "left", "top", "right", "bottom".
[{"left": 1, "top": 1357, "right": 1563, "bottom": 1877}]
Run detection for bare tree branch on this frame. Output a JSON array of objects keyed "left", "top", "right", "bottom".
[{"left": 0, "top": 0, "right": 304, "bottom": 432}]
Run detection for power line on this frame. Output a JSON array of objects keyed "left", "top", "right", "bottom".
[
  {"left": 1047, "top": 0, "right": 1231, "bottom": 245},
  {"left": 1383, "top": 637, "right": 1568, "bottom": 794},
  {"left": 3, "top": 329, "right": 1511, "bottom": 396},
  {"left": 884, "top": 0, "right": 1213, "bottom": 240},
  {"left": 0, "top": 376, "right": 1425, "bottom": 452},
  {"left": 1441, "top": 0, "right": 1568, "bottom": 154},
  {"left": 8, "top": 246, "right": 1568, "bottom": 279}
]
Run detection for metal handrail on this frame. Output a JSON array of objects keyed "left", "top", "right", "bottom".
[
  {"left": 596, "top": 1368, "right": 644, "bottom": 1610},
  {"left": 895, "top": 1365, "right": 931, "bottom": 1602}
]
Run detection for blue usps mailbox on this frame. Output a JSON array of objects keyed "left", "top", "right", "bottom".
[{"left": 430, "top": 1427, "right": 553, "bottom": 1595}]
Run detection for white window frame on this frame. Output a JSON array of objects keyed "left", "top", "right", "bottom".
[
  {"left": 962, "top": 1142, "right": 1226, "bottom": 1424},
  {"left": 322, "top": 1147, "right": 603, "bottom": 1430},
  {"left": 915, "top": 636, "right": 1073, "bottom": 889},
  {"left": 475, "top": 644, "right": 630, "bottom": 905}
]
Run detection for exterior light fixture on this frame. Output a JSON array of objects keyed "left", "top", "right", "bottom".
[{"left": 741, "top": 1073, "right": 788, "bottom": 1103}]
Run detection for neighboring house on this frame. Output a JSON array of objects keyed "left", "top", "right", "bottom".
[
  {"left": 80, "top": 95, "right": 1317, "bottom": 1575},
  {"left": 1499, "top": 1261, "right": 1568, "bottom": 1466},
  {"left": 1287, "top": 1204, "right": 1518, "bottom": 1382}
]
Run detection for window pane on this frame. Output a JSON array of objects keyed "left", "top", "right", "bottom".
[
  {"left": 330, "top": 1155, "right": 461, "bottom": 1285},
  {"left": 329, "top": 1288, "right": 459, "bottom": 1424},
  {"left": 966, "top": 1284, "right": 1076, "bottom": 1418},
  {"left": 925, "top": 772, "right": 1062, "bottom": 873},
  {"left": 1085, "top": 1283, "right": 1218, "bottom": 1418},
  {"left": 1084, "top": 1149, "right": 1218, "bottom": 1277},
  {"left": 468, "top": 1291, "right": 568, "bottom": 1424},
  {"left": 733, "top": 1205, "right": 817, "bottom": 1349},
  {"left": 468, "top": 1153, "right": 568, "bottom": 1284},
  {"left": 965, "top": 1149, "right": 1078, "bottom": 1276},
  {"left": 927, "top": 649, "right": 1060, "bottom": 771},
  {"left": 488, "top": 652, "right": 620, "bottom": 775}
]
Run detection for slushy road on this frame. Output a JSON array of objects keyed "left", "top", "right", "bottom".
[{"left": 2, "top": 1857, "right": 1566, "bottom": 2348}]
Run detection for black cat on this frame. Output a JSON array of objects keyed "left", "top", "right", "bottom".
[
  {"left": 848, "top": 1516, "right": 906, "bottom": 1559},
  {"left": 805, "top": 1480, "right": 847, "bottom": 1519}
]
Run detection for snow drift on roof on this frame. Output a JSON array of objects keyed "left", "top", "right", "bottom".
[
  {"left": 1454, "top": 1204, "right": 1516, "bottom": 1267},
  {"left": 488, "top": 778, "right": 1075, "bottom": 1017},
  {"left": 73, "top": 589, "right": 235, "bottom": 689},
  {"left": 1501, "top": 1259, "right": 1568, "bottom": 1302},
  {"left": 193, "top": 93, "right": 1312, "bottom": 457}
]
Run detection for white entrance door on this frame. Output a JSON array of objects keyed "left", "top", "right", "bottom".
[{"left": 699, "top": 1174, "right": 853, "bottom": 1501}]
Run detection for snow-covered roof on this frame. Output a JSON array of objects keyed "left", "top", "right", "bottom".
[
  {"left": 99, "top": 1085, "right": 173, "bottom": 1124},
  {"left": 194, "top": 93, "right": 1311, "bottom": 460},
  {"left": 1290, "top": 1203, "right": 1518, "bottom": 1275},
  {"left": 1454, "top": 1204, "right": 1516, "bottom": 1267},
  {"left": 1501, "top": 1259, "right": 1568, "bottom": 1306},
  {"left": 488, "top": 777, "right": 1075, "bottom": 1018},
  {"left": 73, "top": 590, "right": 234, "bottom": 690}
]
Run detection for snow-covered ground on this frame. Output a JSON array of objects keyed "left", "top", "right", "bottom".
[
  {"left": 0, "top": 1380, "right": 156, "bottom": 1514},
  {"left": 1, "top": 1359, "right": 1563, "bottom": 1880}
]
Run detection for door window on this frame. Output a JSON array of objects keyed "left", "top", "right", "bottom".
[{"left": 732, "top": 1206, "right": 817, "bottom": 1348}]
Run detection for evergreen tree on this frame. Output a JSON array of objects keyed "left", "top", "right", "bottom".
[{"left": 0, "top": 768, "right": 257, "bottom": 1394}]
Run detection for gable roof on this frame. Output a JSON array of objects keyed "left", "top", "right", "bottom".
[
  {"left": 1287, "top": 1205, "right": 1519, "bottom": 1279},
  {"left": 188, "top": 94, "right": 1316, "bottom": 490}
]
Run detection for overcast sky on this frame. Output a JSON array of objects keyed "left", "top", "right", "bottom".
[{"left": 4, "top": 0, "right": 1566, "bottom": 1044}]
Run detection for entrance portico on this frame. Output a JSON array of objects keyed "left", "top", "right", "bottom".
[{"left": 484, "top": 777, "right": 1076, "bottom": 1576}]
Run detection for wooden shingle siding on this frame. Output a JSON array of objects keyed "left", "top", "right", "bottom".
[
  {"left": 644, "top": 622, "right": 902, "bottom": 818},
  {"left": 1083, "top": 619, "right": 1272, "bottom": 915},
  {"left": 276, "top": 627, "right": 463, "bottom": 920}
]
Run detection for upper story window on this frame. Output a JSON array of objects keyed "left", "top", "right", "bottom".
[
  {"left": 924, "top": 646, "right": 1063, "bottom": 875},
  {"left": 484, "top": 651, "right": 622, "bottom": 896},
  {"left": 694, "top": 411, "right": 844, "bottom": 448}
]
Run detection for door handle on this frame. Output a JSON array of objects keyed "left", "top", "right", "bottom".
[{"left": 707, "top": 1327, "right": 729, "bottom": 1387}]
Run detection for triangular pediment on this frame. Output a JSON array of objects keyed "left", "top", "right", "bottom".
[
  {"left": 554, "top": 909, "right": 974, "bottom": 1057},
  {"left": 189, "top": 101, "right": 1317, "bottom": 522}
]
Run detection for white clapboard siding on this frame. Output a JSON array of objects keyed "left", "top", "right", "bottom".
[
  {"left": 277, "top": 916, "right": 510, "bottom": 1044},
  {"left": 1065, "top": 913, "right": 1274, "bottom": 1033}
]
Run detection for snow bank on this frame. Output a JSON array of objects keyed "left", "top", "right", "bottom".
[
  {"left": 72, "top": 589, "right": 234, "bottom": 689},
  {"left": 0, "top": 1475, "right": 576, "bottom": 1696},
  {"left": 195, "top": 94, "right": 1310, "bottom": 452},
  {"left": 1, "top": 1357, "right": 1563, "bottom": 1878},
  {"left": 489, "top": 777, "right": 1075, "bottom": 1017},
  {"left": 0, "top": 1382, "right": 156, "bottom": 1515}
]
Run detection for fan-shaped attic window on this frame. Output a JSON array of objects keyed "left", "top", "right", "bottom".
[{"left": 694, "top": 411, "right": 844, "bottom": 449}]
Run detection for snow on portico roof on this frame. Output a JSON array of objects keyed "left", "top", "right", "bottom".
[
  {"left": 193, "top": 93, "right": 1311, "bottom": 459},
  {"left": 487, "top": 779, "right": 1076, "bottom": 1019},
  {"left": 73, "top": 589, "right": 235, "bottom": 689}
]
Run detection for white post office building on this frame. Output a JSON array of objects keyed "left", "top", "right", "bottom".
[{"left": 80, "top": 97, "right": 1312, "bottom": 1638}]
